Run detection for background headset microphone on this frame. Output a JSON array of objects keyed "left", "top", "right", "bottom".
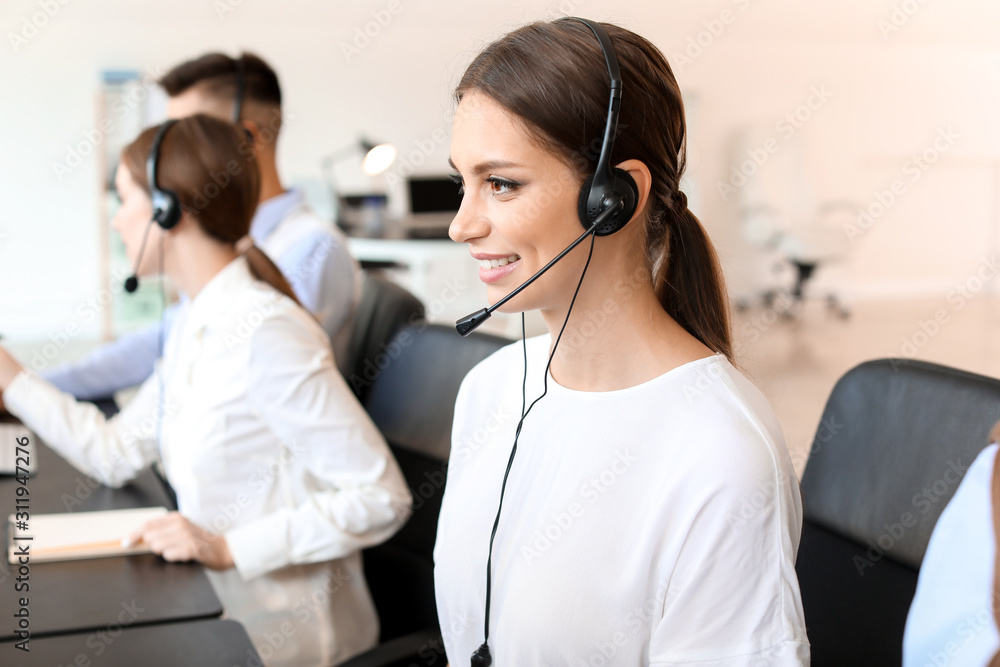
[
  {"left": 123, "top": 55, "right": 247, "bottom": 295},
  {"left": 463, "top": 17, "right": 639, "bottom": 667},
  {"left": 123, "top": 119, "right": 181, "bottom": 294}
]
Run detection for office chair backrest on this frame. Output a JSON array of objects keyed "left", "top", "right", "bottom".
[
  {"left": 797, "top": 358, "right": 1000, "bottom": 666},
  {"left": 361, "top": 323, "right": 511, "bottom": 642},
  {"left": 345, "top": 273, "right": 426, "bottom": 402}
]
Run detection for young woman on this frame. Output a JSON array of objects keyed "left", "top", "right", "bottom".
[
  {"left": 434, "top": 19, "right": 809, "bottom": 665},
  {"left": 0, "top": 115, "right": 411, "bottom": 667}
]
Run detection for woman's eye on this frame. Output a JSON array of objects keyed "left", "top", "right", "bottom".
[
  {"left": 448, "top": 173, "right": 465, "bottom": 195},
  {"left": 486, "top": 176, "right": 519, "bottom": 196}
]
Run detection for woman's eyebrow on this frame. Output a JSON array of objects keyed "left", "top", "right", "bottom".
[{"left": 448, "top": 157, "right": 523, "bottom": 175}]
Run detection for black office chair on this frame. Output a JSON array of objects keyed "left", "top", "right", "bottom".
[
  {"left": 796, "top": 358, "right": 1000, "bottom": 666},
  {"left": 344, "top": 272, "right": 426, "bottom": 403},
  {"left": 340, "top": 323, "right": 511, "bottom": 667}
]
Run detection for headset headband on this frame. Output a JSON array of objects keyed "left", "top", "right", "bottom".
[
  {"left": 567, "top": 18, "right": 622, "bottom": 184},
  {"left": 233, "top": 57, "right": 246, "bottom": 124}
]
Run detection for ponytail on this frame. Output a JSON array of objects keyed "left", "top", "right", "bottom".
[
  {"left": 243, "top": 243, "right": 302, "bottom": 307},
  {"left": 652, "top": 191, "right": 733, "bottom": 363}
]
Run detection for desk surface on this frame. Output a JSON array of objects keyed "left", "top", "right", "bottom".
[
  {"left": 0, "top": 440, "right": 223, "bottom": 640},
  {"left": 0, "top": 619, "right": 259, "bottom": 667}
]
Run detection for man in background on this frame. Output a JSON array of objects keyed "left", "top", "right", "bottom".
[{"left": 44, "top": 52, "right": 359, "bottom": 396}]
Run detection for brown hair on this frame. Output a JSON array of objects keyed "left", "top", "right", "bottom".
[
  {"left": 457, "top": 19, "right": 733, "bottom": 361},
  {"left": 159, "top": 52, "right": 282, "bottom": 132},
  {"left": 120, "top": 114, "right": 299, "bottom": 305}
]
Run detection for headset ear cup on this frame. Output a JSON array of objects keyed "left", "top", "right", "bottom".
[
  {"left": 576, "top": 169, "right": 641, "bottom": 236},
  {"left": 153, "top": 189, "right": 182, "bottom": 230},
  {"left": 611, "top": 167, "right": 640, "bottom": 231},
  {"left": 576, "top": 173, "right": 597, "bottom": 230}
]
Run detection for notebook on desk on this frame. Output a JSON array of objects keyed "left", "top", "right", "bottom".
[
  {"left": 0, "top": 423, "right": 36, "bottom": 476},
  {"left": 7, "top": 506, "right": 169, "bottom": 564}
]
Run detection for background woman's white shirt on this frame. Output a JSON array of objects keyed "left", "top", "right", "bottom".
[
  {"left": 4, "top": 256, "right": 412, "bottom": 666},
  {"left": 434, "top": 335, "right": 809, "bottom": 666},
  {"left": 904, "top": 443, "right": 1000, "bottom": 666}
]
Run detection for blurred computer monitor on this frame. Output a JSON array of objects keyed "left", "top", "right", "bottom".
[{"left": 403, "top": 176, "right": 462, "bottom": 239}]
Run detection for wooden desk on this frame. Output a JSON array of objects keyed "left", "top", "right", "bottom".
[
  {"left": 0, "top": 442, "right": 223, "bottom": 641},
  {"left": 0, "top": 619, "right": 260, "bottom": 667}
]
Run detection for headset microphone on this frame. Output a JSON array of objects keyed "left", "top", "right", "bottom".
[
  {"left": 122, "top": 120, "right": 181, "bottom": 294},
  {"left": 455, "top": 196, "right": 623, "bottom": 336},
  {"left": 124, "top": 219, "right": 155, "bottom": 293}
]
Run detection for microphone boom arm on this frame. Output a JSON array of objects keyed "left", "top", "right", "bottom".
[{"left": 455, "top": 197, "right": 623, "bottom": 336}]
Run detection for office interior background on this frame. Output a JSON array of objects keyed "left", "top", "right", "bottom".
[{"left": 2, "top": 0, "right": 1000, "bottom": 471}]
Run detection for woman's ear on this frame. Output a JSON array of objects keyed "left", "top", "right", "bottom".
[{"left": 614, "top": 159, "right": 653, "bottom": 227}]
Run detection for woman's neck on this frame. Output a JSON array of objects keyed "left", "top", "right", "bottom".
[
  {"left": 540, "top": 277, "right": 715, "bottom": 392},
  {"left": 167, "top": 237, "right": 240, "bottom": 300}
]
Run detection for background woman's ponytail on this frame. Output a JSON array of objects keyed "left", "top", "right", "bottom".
[
  {"left": 121, "top": 114, "right": 301, "bottom": 307},
  {"left": 244, "top": 244, "right": 301, "bottom": 306}
]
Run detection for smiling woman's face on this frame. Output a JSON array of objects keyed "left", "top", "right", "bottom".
[{"left": 448, "top": 91, "right": 595, "bottom": 314}]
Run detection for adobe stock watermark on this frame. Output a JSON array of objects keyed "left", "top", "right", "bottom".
[
  {"left": 670, "top": 0, "right": 756, "bottom": 72},
  {"left": 877, "top": 0, "right": 931, "bottom": 40},
  {"left": 915, "top": 601, "right": 997, "bottom": 666},
  {"left": 730, "top": 292, "right": 795, "bottom": 359},
  {"left": 557, "top": 265, "right": 651, "bottom": 355},
  {"left": 789, "top": 415, "right": 845, "bottom": 474},
  {"left": 51, "top": 66, "right": 165, "bottom": 183},
  {"left": 340, "top": 0, "right": 403, "bottom": 63},
  {"left": 843, "top": 126, "right": 958, "bottom": 242},
  {"left": 888, "top": 254, "right": 1000, "bottom": 371},
  {"left": 452, "top": 406, "right": 513, "bottom": 463},
  {"left": 539, "top": 0, "right": 587, "bottom": 21},
  {"left": 521, "top": 448, "right": 638, "bottom": 564},
  {"left": 58, "top": 396, "right": 181, "bottom": 498},
  {"left": 385, "top": 99, "right": 482, "bottom": 188},
  {"left": 854, "top": 458, "right": 968, "bottom": 576},
  {"left": 27, "top": 267, "right": 132, "bottom": 374},
  {"left": 241, "top": 566, "right": 354, "bottom": 667},
  {"left": 716, "top": 84, "right": 834, "bottom": 202},
  {"left": 213, "top": 0, "right": 246, "bottom": 20},
  {"left": 8, "top": 0, "right": 72, "bottom": 53},
  {"left": 580, "top": 580, "right": 678, "bottom": 667},
  {"left": 347, "top": 276, "right": 467, "bottom": 394}
]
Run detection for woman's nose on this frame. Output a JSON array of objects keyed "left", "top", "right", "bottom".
[{"left": 449, "top": 195, "right": 489, "bottom": 244}]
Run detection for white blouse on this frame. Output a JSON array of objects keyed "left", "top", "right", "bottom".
[
  {"left": 4, "top": 256, "right": 412, "bottom": 666},
  {"left": 434, "top": 335, "right": 809, "bottom": 666},
  {"left": 904, "top": 443, "right": 1000, "bottom": 666}
]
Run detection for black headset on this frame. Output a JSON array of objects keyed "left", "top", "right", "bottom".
[
  {"left": 467, "top": 18, "right": 637, "bottom": 667},
  {"left": 146, "top": 119, "right": 181, "bottom": 231},
  {"left": 573, "top": 18, "right": 638, "bottom": 236},
  {"left": 126, "top": 119, "right": 179, "bottom": 293},
  {"left": 233, "top": 56, "right": 246, "bottom": 125}
]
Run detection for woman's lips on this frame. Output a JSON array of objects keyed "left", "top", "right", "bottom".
[
  {"left": 479, "top": 260, "right": 520, "bottom": 284},
  {"left": 476, "top": 255, "right": 521, "bottom": 284}
]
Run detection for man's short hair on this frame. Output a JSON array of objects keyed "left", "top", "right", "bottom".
[{"left": 159, "top": 52, "right": 281, "bottom": 109}]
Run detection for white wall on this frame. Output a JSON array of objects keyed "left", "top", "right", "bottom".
[{"left": 2, "top": 0, "right": 999, "bottom": 340}]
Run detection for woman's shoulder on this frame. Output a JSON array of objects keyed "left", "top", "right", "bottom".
[
  {"left": 670, "top": 357, "right": 787, "bottom": 464},
  {"left": 218, "top": 277, "right": 328, "bottom": 353}
]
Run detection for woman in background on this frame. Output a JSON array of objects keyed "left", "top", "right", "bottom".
[
  {"left": 0, "top": 115, "right": 411, "bottom": 667},
  {"left": 434, "top": 19, "right": 809, "bottom": 665}
]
